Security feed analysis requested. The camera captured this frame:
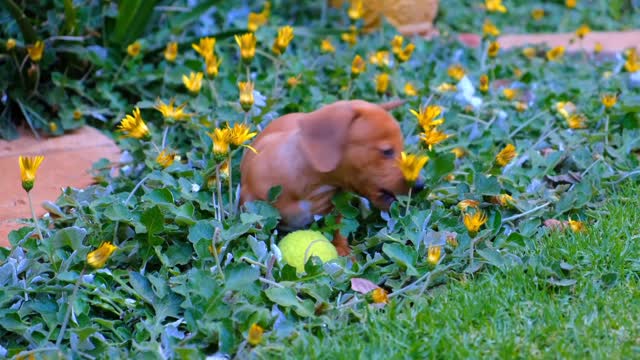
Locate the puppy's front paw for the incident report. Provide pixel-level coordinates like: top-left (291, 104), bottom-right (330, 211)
top-left (335, 243), bottom-right (352, 257)
top-left (332, 233), bottom-right (351, 257)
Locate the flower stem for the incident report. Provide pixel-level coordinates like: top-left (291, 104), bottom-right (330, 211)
top-left (27, 190), bottom-right (44, 240)
top-left (216, 164), bottom-right (224, 222)
top-left (604, 114), bottom-right (609, 147)
top-left (211, 227), bottom-right (225, 281)
top-left (56, 266), bottom-right (86, 346)
top-left (125, 173), bottom-right (150, 205)
top-left (112, 56), bottom-right (127, 83)
top-left (404, 187), bottom-right (413, 217)
top-left (271, 60), bottom-right (281, 98)
top-left (228, 152), bottom-right (234, 218)
top-left (161, 125), bottom-right (171, 149)
top-left (345, 78), bottom-right (353, 100)
top-left (208, 78), bottom-right (220, 104)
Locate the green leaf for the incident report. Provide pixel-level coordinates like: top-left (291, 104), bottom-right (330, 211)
top-left (224, 264), bottom-right (260, 292)
top-left (424, 152), bottom-right (455, 180)
top-left (50, 226), bottom-right (88, 251)
top-left (173, 202), bottom-right (196, 226)
top-left (332, 192), bottom-right (359, 219)
top-left (168, 0), bottom-right (221, 30)
top-left (143, 188), bottom-right (174, 204)
top-left (264, 287), bottom-right (315, 317)
top-left (382, 243), bottom-right (418, 276)
top-left (477, 248), bottom-right (505, 269)
top-left (141, 206), bottom-right (164, 245)
top-left (111, 0), bottom-right (160, 45)
top-left (268, 185), bottom-right (283, 203)
top-left (188, 220), bottom-right (214, 243)
top-left (104, 203), bottom-right (133, 222)
top-left (474, 173), bottom-right (501, 195)
top-left (129, 271), bottom-right (156, 304)
top-left (547, 278), bottom-right (577, 287)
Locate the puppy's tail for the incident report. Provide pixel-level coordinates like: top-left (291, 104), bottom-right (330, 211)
top-left (379, 99), bottom-right (406, 111)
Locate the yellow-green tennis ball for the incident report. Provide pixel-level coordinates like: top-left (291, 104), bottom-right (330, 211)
top-left (278, 230), bottom-right (338, 273)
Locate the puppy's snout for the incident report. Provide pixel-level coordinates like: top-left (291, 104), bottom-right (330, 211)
top-left (412, 177), bottom-right (425, 193)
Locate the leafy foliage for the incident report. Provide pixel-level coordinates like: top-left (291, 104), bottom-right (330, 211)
top-left (1, 0), bottom-right (640, 359)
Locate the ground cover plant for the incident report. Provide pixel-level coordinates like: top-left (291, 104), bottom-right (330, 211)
top-left (1, 0), bottom-right (640, 358)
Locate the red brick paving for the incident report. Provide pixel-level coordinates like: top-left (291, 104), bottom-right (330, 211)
top-left (0, 127), bottom-right (120, 247)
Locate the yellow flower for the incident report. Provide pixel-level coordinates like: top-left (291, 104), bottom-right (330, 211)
top-left (531, 8), bottom-right (545, 20)
top-left (73, 109), bottom-right (82, 120)
top-left (487, 41), bottom-right (500, 58)
top-left (479, 74), bottom-right (489, 93)
top-left (6, 38), bottom-right (16, 50)
top-left (594, 42), bottom-right (603, 54)
top-left (375, 73), bottom-right (390, 94)
top-left (247, 323), bottom-right (264, 346)
top-left (502, 88), bottom-right (517, 100)
top-left (286, 74), bottom-right (302, 88)
top-left (496, 143), bottom-right (517, 166)
top-left (272, 26), bottom-right (294, 55)
top-left (514, 101), bottom-right (528, 112)
top-left (351, 54), bottom-right (366, 76)
top-left (513, 67), bottom-right (523, 78)
top-left (427, 245), bottom-right (442, 265)
top-left (391, 35), bottom-right (404, 54)
top-left (18, 155), bottom-right (44, 192)
top-left (601, 93), bottom-right (617, 109)
top-left (208, 128), bottom-right (231, 158)
top-left (482, 19), bottom-right (500, 37)
top-left (565, 0), bottom-right (577, 9)
top-left (447, 64), bottom-right (465, 81)
top-left (404, 82), bottom-right (418, 96)
top-left (87, 242), bottom-right (118, 269)
top-left (155, 98), bottom-right (191, 121)
top-left (164, 42), bottom-right (178, 62)
top-left (156, 150), bottom-right (176, 168)
top-left (348, 0), bottom-right (364, 20)
top-left (522, 47), bottom-right (537, 59)
top-left (463, 210), bottom-right (488, 236)
top-left (546, 46), bottom-right (565, 61)
top-left (568, 218), bottom-right (585, 232)
top-left (457, 199), bottom-right (480, 211)
top-left (397, 152), bottom-right (429, 183)
top-left (371, 288), bottom-right (389, 304)
top-left (182, 72), bottom-right (204, 94)
top-left (451, 147), bottom-right (466, 158)
top-left (127, 41), bottom-right (141, 57)
top-left (235, 33), bottom-right (257, 62)
top-left (49, 122), bottom-right (58, 133)
top-left (420, 127), bottom-right (451, 150)
top-left (575, 24), bottom-right (590, 39)
top-left (321, 39), bottom-right (335, 53)
top-left (485, 0), bottom-right (507, 13)
top-left (567, 113), bottom-right (587, 129)
top-left (624, 50), bottom-right (639, 72)
top-left (27, 40), bottom-right (45, 62)
top-left (118, 107), bottom-right (149, 139)
top-left (436, 82), bottom-right (457, 93)
top-left (395, 43), bottom-right (415, 63)
top-left (192, 37), bottom-right (216, 58)
top-left (369, 51), bottom-right (391, 68)
top-left (238, 81), bottom-right (255, 112)
top-left (205, 53), bottom-right (222, 77)
top-left (227, 123), bottom-right (257, 146)
top-left (494, 194), bottom-right (514, 207)
top-left (341, 26), bottom-right (358, 47)
top-left (410, 105), bottom-right (443, 130)
top-left (555, 101), bottom-right (576, 119)
top-left (446, 233), bottom-right (458, 247)
top-left (247, 2), bottom-right (270, 32)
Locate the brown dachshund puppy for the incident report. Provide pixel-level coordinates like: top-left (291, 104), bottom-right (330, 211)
top-left (239, 100), bottom-right (422, 256)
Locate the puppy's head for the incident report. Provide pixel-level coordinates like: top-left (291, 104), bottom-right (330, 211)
top-left (299, 99), bottom-right (420, 210)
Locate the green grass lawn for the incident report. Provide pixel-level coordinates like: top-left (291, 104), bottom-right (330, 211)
top-left (255, 182), bottom-right (640, 359)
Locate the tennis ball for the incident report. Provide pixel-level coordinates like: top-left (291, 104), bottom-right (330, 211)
top-left (278, 230), bottom-right (338, 272)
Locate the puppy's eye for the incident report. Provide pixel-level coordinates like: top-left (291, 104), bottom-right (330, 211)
top-left (381, 148), bottom-right (395, 158)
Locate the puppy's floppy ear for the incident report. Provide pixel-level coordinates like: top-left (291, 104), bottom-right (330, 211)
top-left (299, 102), bottom-right (356, 173)
top-left (379, 99), bottom-right (406, 111)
